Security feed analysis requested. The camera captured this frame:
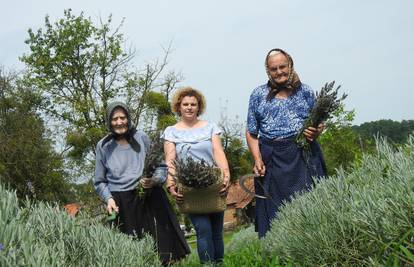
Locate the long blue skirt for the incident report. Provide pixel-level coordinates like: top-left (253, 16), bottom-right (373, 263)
top-left (255, 137), bottom-right (326, 238)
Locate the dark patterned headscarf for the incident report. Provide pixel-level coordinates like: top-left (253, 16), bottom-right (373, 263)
top-left (100, 101), bottom-right (141, 153)
top-left (265, 48), bottom-right (302, 100)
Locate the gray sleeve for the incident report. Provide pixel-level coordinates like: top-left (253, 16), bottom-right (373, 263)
top-left (140, 131), bottom-right (151, 152)
top-left (152, 162), bottom-right (168, 185)
top-left (94, 143), bottom-right (112, 202)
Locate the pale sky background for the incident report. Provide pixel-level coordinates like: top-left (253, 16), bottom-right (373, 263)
top-left (1, 0), bottom-right (413, 126)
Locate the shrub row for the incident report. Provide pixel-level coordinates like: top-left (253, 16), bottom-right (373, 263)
top-left (262, 137), bottom-right (414, 266)
top-left (0, 184), bottom-right (161, 267)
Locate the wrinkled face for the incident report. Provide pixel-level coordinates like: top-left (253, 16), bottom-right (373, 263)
top-left (267, 53), bottom-right (290, 85)
top-left (110, 108), bottom-right (128, 135)
top-left (179, 96), bottom-right (199, 120)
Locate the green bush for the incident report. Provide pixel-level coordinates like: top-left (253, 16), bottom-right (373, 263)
top-left (223, 226), bottom-right (282, 267)
top-left (0, 183), bottom-right (161, 266)
top-left (225, 225), bottom-right (258, 254)
top-left (173, 226), bottom-right (281, 267)
top-left (262, 137), bottom-right (414, 266)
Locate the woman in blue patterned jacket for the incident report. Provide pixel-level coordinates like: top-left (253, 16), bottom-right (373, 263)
top-left (246, 48), bottom-right (327, 238)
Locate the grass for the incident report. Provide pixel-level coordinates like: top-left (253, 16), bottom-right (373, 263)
top-left (185, 230), bottom-right (235, 250)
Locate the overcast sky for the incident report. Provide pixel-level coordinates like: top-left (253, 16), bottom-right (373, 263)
top-left (1, 0), bottom-right (413, 125)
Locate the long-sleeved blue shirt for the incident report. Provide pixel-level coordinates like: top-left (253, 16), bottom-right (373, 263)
top-left (94, 130), bottom-right (166, 202)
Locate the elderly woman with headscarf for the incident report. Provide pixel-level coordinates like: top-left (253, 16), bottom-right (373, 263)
top-left (94, 101), bottom-right (190, 265)
top-left (246, 48), bottom-right (327, 238)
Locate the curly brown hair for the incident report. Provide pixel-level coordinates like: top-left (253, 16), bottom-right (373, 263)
top-left (171, 86), bottom-right (206, 116)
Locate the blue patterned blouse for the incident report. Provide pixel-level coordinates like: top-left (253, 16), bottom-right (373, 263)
top-left (247, 83), bottom-right (315, 139)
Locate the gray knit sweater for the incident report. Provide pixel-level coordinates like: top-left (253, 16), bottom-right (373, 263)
top-left (94, 130), bottom-right (166, 202)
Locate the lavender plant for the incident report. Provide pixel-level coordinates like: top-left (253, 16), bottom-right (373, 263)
top-left (263, 136), bottom-right (414, 266)
top-left (296, 81), bottom-right (347, 149)
top-left (0, 183), bottom-right (160, 266)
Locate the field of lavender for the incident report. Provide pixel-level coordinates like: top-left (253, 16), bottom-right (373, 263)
top-left (1, 137), bottom-right (413, 266)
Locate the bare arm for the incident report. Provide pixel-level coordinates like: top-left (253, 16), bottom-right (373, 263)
top-left (246, 131), bottom-right (266, 176)
top-left (163, 140), bottom-right (183, 202)
top-left (212, 134), bottom-right (231, 195)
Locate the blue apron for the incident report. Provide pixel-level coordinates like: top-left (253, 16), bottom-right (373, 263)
top-left (255, 137), bottom-right (326, 237)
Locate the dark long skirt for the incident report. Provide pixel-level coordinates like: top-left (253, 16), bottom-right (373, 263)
top-left (255, 137), bottom-right (326, 238)
top-left (111, 186), bottom-right (190, 264)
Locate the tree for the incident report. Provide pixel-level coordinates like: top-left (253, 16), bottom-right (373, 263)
top-left (318, 105), bottom-right (374, 176)
top-left (0, 69), bottom-right (72, 203)
top-left (21, 9), bottom-right (181, 167)
top-left (353, 119), bottom-right (414, 145)
top-left (218, 105), bottom-right (252, 181)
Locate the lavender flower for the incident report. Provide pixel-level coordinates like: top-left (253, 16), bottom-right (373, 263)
top-left (26, 181), bottom-right (35, 195)
top-left (296, 81), bottom-right (347, 150)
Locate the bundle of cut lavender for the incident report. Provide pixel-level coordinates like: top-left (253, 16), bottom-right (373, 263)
top-left (138, 133), bottom-right (166, 198)
top-left (142, 133), bottom-right (165, 178)
top-left (296, 81), bottom-right (347, 149)
top-left (173, 156), bottom-right (221, 189)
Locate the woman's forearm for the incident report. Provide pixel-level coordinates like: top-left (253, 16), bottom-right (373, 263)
top-left (164, 141), bottom-right (177, 188)
top-left (246, 131), bottom-right (262, 162)
top-left (212, 135), bottom-right (230, 178)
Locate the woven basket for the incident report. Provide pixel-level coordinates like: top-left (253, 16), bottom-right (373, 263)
top-left (177, 177), bottom-right (226, 214)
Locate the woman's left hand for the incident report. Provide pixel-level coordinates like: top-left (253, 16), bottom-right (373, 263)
top-left (220, 177), bottom-right (230, 197)
top-left (140, 177), bottom-right (155, 188)
top-left (303, 123), bottom-right (325, 141)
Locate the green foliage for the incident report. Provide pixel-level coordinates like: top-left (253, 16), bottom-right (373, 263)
top-left (173, 226), bottom-right (288, 267)
top-left (218, 106), bottom-right (252, 181)
top-left (0, 183), bottom-right (161, 266)
top-left (319, 105), bottom-right (374, 175)
top-left (20, 9), bottom-right (181, 167)
top-left (225, 225), bottom-right (258, 254)
top-left (353, 119), bottom-right (414, 145)
top-left (0, 70), bottom-right (72, 204)
top-left (71, 180), bottom-right (104, 217)
top-left (262, 136), bottom-right (414, 266)
top-left (157, 114), bottom-right (176, 130)
top-left (223, 137), bottom-right (252, 182)
top-left (140, 91), bottom-right (177, 131)
top-left (222, 226), bottom-right (287, 266)
top-left (143, 91), bottom-right (171, 116)
top-left (20, 9), bottom-right (129, 160)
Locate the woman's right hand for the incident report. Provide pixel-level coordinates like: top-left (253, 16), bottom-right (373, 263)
top-left (253, 159), bottom-right (266, 177)
top-left (106, 198), bottom-right (119, 215)
top-left (168, 186), bottom-right (184, 203)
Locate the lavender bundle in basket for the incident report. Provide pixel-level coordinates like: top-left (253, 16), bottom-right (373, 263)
top-left (172, 156), bottom-right (221, 189)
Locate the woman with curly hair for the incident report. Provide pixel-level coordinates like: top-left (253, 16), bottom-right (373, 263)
top-left (163, 87), bottom-right (230, 264)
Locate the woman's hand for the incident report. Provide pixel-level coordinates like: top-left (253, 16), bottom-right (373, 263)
top-left (303, 123), bottom-right (325, 141)
top-left (140, 177), bottom-right (155, 188)
top-left (106, 197), bottom-right (119, 215)
top-left (168, 185), bottom-right (184, 203)
top-left (253, 159), bottom-right (266, 177)
top-left (220, 176), bottom-right (230, 197)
